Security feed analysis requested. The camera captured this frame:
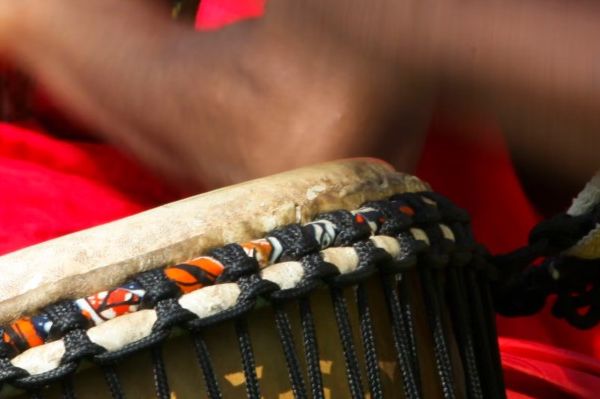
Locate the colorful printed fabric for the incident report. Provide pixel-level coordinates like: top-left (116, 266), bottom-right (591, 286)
top-left (76, 281), bottom-right (145, 325)
top-left (0, 196), bottom-right (422, 358)
top-left (0, 2), bottom-right (595, 397)
top-left (164, 257), bottom-right (224, 294)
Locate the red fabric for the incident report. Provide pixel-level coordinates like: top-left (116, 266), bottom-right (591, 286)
top-left (195, 0), bottom-right (265, 30)
top-left (501, 338), bottom-right (600, 398)
top-left (0, 1), bottom-right (598, 397)
top-left (417, 112), bottom-right (600, 398)
top-left (416, 112), bottom-right (540, 255)
top-left (0, 122), bottom-right (178, 254)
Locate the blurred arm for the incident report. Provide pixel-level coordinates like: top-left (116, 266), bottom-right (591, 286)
top-left (2, 0), bottom-right (599, 187)
top-left (268, 0), bottom-right (600, 183)
top-left (434, 0), bottom-right (600, 184)
top-left (1, 0), bottom-right (431, 187)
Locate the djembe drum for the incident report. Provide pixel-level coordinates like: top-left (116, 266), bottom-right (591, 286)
top-left (0, 159), bottom-right (599, 399)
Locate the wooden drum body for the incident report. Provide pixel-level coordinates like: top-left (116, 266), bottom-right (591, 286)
top-left (0, 159), bottom-right (504, 398)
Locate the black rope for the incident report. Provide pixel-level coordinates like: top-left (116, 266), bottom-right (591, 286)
top-left (329, 286), bottom-right (364, 399)
top-left (381, 274), bottom-right (421, 399)
top-left (355, 283), bottom-right (384, 399)
top-left (447, 267), bottom-right (483, 399)
top-left (61, 376), bottom-right (77, 399)
top-left (151, 345), bottom-right (171, 399)
top-left (397, 273), bottom-right (422, 388)
top-left (551, 257), bottom-right (600, 329)
top-left (466, 268), bottom-right (504, 398)
top-left (192, 332), bottom-right (223, 399)
top-left (475, 268), bottom-right (507, 398)
top-left (419, 267), bottom-right (456, 399)
top-left (498, 254), bottom-right (600, 330)
top-left (0, 191), bottom-right (513, 398)
top-left (234, 318), bottom-right (261, 399)
top-left (298, 297), bottom-right (325, 399)
top-left (273, 304), bottom-right (308, 399)
top-left (102, 365), bottom-right (126, 399)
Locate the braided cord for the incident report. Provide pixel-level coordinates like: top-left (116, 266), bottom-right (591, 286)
top-left (397, 273), bottom-right (422, 387)
top-left (480, 279), bottom-right (506, 398)
top-left (102, 365), bottom-right (126, 399)
top-left (480, 275), bottom-right (506, 395)
top-left (192, 332), bottom-right (223, 399)
top-left (273, 304), bottom-right (308, 399)
top-left (420, 267), bottom-right (456, 399)
top-left (466, 268), bottom-right (504, 398)
top-left (234, 318), bottom-right (261, 399)
top-left (330, 287), bottom-right (364, 399)
top-left (474, 268), bottom-right (507, 398)
top-left (298, 297), bottom-right (325, 399)
top-left (151, 345), bottom-right (171, 399)
top-left (381, 274), bottom-right (421, 399)
top-left (447, 267), bottom-right (483, 399)
top-left (355, 283), bottom-right (384, 399)
top-left (0, 191), bottom-right (510, 398)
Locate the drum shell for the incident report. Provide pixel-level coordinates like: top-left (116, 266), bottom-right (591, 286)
top-left (12, 270), bottom-right (469, 399)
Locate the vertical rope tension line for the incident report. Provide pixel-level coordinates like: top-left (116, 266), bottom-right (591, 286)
top-left (355, 283), bottom-right (384, 398)
top-left (419, 267), bottom-right (456, 399)
top-left (298, 297), bottom-right (325, 399)
top-left (102, 365), bottom-right (126, 399)
top-left (381, 274), bottom-right (421, 399)
top-left (273, 304), bottom-right (308, 399)
top-left (192, 332), bottom-right (223, 399)
top-left (476, 268), bottom-right (507, 398)
top-left (466, 268), bottom-right (503, 398)
top-left (447, 267), bottom-right (483, 399)
top-left (234, 318), bottom-right (261, 399)
top-left (397, 273), bottom-right (422, 389)
top-left (330, 286), bottom-right (364, 399)
top-left (151, 345), bottom-right (171, 399)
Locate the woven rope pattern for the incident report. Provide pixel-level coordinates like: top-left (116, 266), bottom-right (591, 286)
top-left (0, 192), bottom-right (506, 398)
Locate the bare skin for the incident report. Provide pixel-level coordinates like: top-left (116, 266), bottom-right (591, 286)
top-left (0, 0), bottom-right (598, 188)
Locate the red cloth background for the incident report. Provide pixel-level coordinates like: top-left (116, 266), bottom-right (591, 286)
top-left (418, 113), bottom-right (600, 398)
top-left (1, 1), bottom-right (599, 397)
